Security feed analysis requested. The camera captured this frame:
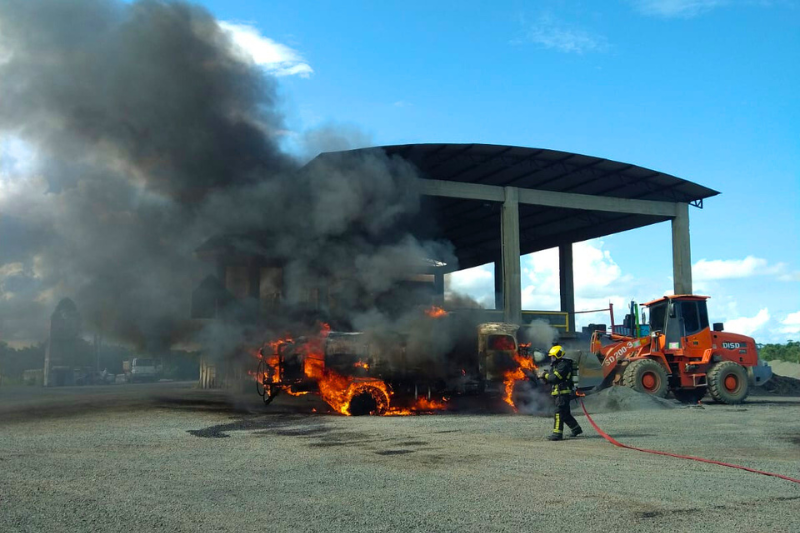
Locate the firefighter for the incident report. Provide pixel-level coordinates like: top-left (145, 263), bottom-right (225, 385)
top-left (538, 345), bottom-right (583, 441)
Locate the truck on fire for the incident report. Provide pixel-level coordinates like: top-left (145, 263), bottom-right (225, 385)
top-left (255, 318), bottom-right (542, 415)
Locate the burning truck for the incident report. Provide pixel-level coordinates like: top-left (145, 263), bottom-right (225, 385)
top-left (254, 308), bottom-right (542, 416)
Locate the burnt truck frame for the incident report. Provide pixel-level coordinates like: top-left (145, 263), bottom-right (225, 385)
top-left (256, 322), bottom-right (539, 414)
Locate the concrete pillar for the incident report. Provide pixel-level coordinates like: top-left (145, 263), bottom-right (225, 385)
top-left (672, 202), bottom-right (693, 295)
top-left (501, 187), bottom-right (522, 324)
top-left (559, 243), bottom-right (576, 334)
top-left (433, 271), bottom-right (444, 306)
top-left (494, 259), bottom-right (503, 310)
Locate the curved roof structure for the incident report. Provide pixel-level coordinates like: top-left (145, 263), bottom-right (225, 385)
top-left (314, 143), bottom-right (719, 271)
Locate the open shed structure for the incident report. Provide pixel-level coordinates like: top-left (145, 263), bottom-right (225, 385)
top-left (313, 143), bottom-right (720, 333)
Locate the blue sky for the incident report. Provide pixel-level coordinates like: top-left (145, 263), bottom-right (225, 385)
top-left (3, 0), bottom-right (799, 342)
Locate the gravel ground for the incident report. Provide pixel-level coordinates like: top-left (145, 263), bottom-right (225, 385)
top-left (1, 382), bottom-right (799, 533)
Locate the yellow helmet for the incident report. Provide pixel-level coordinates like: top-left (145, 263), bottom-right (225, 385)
top-left (549, 345), bottom-right (565, 359)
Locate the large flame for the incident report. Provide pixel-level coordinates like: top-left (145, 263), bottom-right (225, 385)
top-left (256, 324), bottom-right (448, 416)
top-left (502, 343), bottom-right (537, 411)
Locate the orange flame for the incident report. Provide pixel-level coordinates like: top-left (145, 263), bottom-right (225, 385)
top-left (502, 347), bottom-right (538, 412)
top-left (424, 305), bottom-right (448, 318)
top-left (257, 322), bottom-right (448, 416)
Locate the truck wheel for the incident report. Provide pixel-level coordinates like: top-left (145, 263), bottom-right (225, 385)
top-left (347, 386), bottom-right (389, 416)
top-left (255, 359), bottom-right (267, 397)
top-left (673, 388), bottom-right (706, 403)
top-left (262, 384), bottom-right (279, 406)
top-left (707, 361), bottom-right (749, 404)
top-left (622, 359), bottom-right (669, 398)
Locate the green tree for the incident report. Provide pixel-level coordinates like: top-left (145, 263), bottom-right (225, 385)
top-left (759, 341), bottom-right (800, 363)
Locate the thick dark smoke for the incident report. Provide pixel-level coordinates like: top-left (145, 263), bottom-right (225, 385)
top-left (0, 0), bottom-right (453, 355)
top-left (0, 0), bottom-right (291, 199)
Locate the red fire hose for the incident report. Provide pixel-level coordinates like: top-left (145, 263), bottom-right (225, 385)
top-left (578, 399), bottom-right (800, 485)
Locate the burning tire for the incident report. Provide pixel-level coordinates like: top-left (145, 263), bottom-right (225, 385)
top-left (347, 386), bottom-right (389, 416)
top-left (261, 384), bottom-right (279, 405)
top-left (255, 359), bottom-right (279, 405)
top-left (622, 359), bottom-right (668, 398)
top-left (707, 361), bottom-right (749, 404)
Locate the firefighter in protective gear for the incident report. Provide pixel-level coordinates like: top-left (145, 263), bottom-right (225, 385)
top-left (542, 345), bottom-right (583, 441)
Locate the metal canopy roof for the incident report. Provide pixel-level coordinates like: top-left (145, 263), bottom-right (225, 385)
top-left (313, 143), bottom-right (720, 272)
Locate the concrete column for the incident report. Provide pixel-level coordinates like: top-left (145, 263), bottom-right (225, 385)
top-left (494, 259), bottom-right (503, 310)
top-left (501, 187), bottom-right (522, 324)
top-left (559, 243), bottom-right (576, 334)
top-left (433, 271), bottom-right (444, 306)
top-left (672, 202), bottom-right (693, 295)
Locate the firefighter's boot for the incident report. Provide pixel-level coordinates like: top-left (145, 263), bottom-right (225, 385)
top-left (547, 433), bottom-right (563, 441)
top-left (571, 427), bottom-right (583, 438)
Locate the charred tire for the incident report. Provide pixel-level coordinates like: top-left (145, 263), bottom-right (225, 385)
top-left (348, 386), bottom-right (389, 416)
top-left (673, 387), bottom-right (706, 404)
top-left (622, 359), bottom-right (669, 398)
top-left (707, 361), bottom-right (749, 404)
top-left (255, 359), bottom-right (266, 396)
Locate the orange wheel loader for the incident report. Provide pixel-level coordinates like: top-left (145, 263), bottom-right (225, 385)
top-left (590, 295), bottom-right (772, 404)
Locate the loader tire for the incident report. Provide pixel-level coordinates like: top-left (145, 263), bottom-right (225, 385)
top-left (707, 361), bottom-right (749, 404)
top-left (622, 359), bottom-right (669, 398)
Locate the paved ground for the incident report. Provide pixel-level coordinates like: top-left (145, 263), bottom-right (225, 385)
top-left (1, 382), bottom-right (799, 532)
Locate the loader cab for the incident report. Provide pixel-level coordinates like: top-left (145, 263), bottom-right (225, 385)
top-left (646, 296), bottom-right (710, 349)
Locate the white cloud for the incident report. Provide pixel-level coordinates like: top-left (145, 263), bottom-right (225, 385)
top-left (780, 311), bottom-right (800, 336)
top-left (1, 136), bottom-right (36, 173)
top-left (447, 264), bottom-right (494, 307)
top-left (574, 242), bottom-right (629, 296)
top-left (778, 271), bottom-right (800, 282)
top-left (449, 239), bottom-right (661, 330)
top-left (521, 240), bottom-right (628, 305)
top-left (520, 241), bottom-right (655, 334)
top-left (725, 308), bottom-right (771, 336)
top-left (630, 0), bottom-right (728, 18)
top-left (519, 14), bottom-right (608, 54)
top-left (0, 136), bottom-right (39, 201)
top-left (219, 22), bottom-right (313, 78)
top-left (0, 262), bottom-right (25, 300)
top-left (521, 247), bottom-right (558, 309)
top-left (693, 255), bottom-right (786, 281)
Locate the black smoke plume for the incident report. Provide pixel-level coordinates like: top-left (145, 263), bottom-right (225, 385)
top-left (0, 0), bottom-right (453, 356)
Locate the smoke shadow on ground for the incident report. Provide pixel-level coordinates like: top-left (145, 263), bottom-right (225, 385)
top-left (154, 396), bottom-right (261, 415)
top-left (186, 414), bottom-right (317, 439)
top-left (186, 416), bottom-right (443, 462)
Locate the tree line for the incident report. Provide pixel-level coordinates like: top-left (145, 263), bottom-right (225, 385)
top-left (757, 340), bottom-right (800, 364)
